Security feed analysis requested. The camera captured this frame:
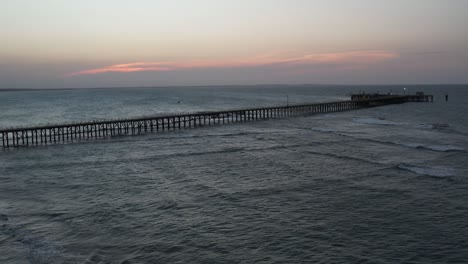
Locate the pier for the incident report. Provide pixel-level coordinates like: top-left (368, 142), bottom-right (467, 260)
top-left (1, 94), bottom-right (433, 148)
top-left (350, 92), bottom-right (433, 102)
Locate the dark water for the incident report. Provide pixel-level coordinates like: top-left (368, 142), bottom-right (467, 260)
top-left (1, 85), bottom-right (467, 263)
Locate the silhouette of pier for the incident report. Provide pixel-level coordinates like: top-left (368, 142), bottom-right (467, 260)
top-left (1, 94), bottom-right (433, 148)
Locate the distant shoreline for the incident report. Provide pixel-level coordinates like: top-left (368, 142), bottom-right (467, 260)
top-left (0, 84), bottom-right (466, 92)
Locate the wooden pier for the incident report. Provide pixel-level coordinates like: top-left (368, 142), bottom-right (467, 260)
top-left (1, 94), bottom-right (432, 148)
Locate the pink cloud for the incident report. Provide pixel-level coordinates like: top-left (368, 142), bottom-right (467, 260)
top-left (66, 50), bottom-right (399, 77)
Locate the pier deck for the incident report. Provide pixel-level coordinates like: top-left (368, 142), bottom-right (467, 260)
top-left (1, 94), bottom-right (433, 148)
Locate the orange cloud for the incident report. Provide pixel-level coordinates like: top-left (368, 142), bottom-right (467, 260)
top-left (66, 50), bottom-right (399, 77)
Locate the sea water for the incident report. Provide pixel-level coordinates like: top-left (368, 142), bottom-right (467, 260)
top-left (1, 85), bottom-right (467, 263)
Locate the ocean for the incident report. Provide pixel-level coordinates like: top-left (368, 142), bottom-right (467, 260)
top-left (0, 85), bottom-right (467, 263)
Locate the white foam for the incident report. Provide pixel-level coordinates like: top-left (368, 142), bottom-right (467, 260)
top-left (398, 165), bottom-right (455, 177)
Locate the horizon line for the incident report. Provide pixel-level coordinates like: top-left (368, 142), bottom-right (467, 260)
top-left (0, 83), bottom-right (466, 92)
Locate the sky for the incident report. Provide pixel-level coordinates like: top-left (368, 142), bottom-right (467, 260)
top-left (1, 0), bottom-right (467, 88)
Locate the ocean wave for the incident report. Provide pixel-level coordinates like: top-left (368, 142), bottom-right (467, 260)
top-left (305, 150), bottom-right (384, 166)
top-left (309, 127), bottom-right (362, 136)
top-left (353, 117), bottom-right (401, 126)
top-left (310, 128), bottom-right (346, 134)
top-left (397, 164), bottom-right (455, 177)
top-left (149, 130), bottom-right (264, 141)
top-left (401, 143), bottom-right (465, 152)
top-left (418, 123), bottom-right (451, 130)
top-left (310, 127), bottom-right (465, 153)
top-left (416, 123), bottom-right (468, 138)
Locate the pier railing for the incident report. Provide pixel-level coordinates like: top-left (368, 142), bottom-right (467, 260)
top-left (1, 94), bottom-right (432, 148)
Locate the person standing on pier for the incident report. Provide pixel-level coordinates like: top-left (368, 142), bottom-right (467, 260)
top-left (446, 94), bottom-right (448, 102)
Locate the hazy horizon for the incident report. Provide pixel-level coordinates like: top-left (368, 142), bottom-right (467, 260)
top-left (2, 0), bottom-right (467, 89)
top-left (2, 83), bottom-right (467, 91)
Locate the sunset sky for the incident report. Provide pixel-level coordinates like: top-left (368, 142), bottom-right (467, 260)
top-left (1, 0), bottom-right (467, 88)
